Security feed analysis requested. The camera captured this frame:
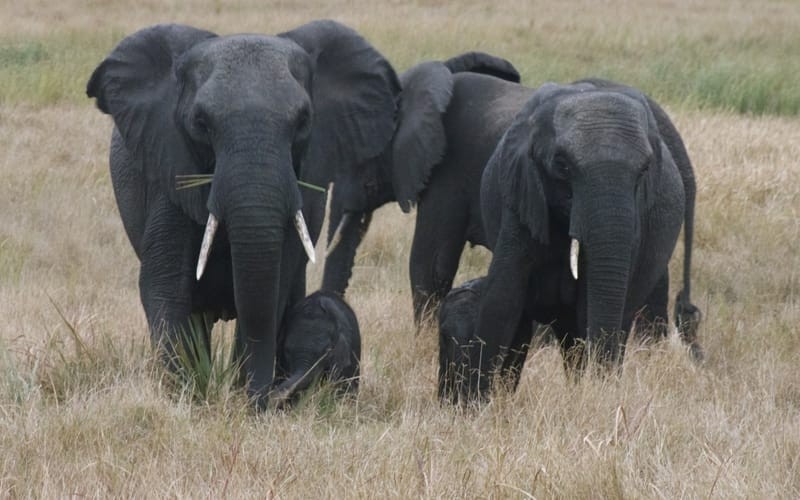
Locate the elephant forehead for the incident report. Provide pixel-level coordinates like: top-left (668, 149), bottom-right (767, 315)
top-left (554, 92), bottom-right (651, 163)
top-left (200, 35), bottom-right (298, 78)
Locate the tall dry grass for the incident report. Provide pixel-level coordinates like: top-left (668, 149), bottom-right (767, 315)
top-left (1, 0), bottom-right (799, 497)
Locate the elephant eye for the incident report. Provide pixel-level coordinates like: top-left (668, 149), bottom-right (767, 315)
top-left (552, 152), bottom-right (571, 179)
top-left (193, 111), bottom-right (210, 137)
top-left (639, 159), bottom-right (651, 177)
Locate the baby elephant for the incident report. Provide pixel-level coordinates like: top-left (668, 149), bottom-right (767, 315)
top-left (274, 291), bottom-right (361, 403)
top-left (438, 278), bottom-right (485, 403)
top-left (438, 277), bottom-right (535, 403)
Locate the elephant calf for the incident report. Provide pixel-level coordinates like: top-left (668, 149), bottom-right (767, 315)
top-left (274, 291), bottom-right (361, 404)
top-left (438, 277), bottom-right (534, 403)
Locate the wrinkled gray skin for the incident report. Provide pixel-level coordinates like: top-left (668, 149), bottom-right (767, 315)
top-left (274, 290), bottom-right (361, 403)
top-left (466, 79), bottom-right (703, 400)
top-left (86, 21), bottom-right (398, 409)
top-left (320, 52), bottom-right (523, 324)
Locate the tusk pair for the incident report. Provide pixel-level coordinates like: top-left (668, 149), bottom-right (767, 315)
top-left (195, 210), bottom-right (316, 281)
top-left (325, 212), bottom-right (352, 258)
top-left (570, 238), bottom-right (580, 280)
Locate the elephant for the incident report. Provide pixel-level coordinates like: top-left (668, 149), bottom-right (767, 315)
top-left (86, 20), bottom-right (399, 408)
top-left (465, 78), bottom-right (703, 399)
top-left (273, 290), bottom-right (361, 404)
top-left (319, 52), bottom-right (523, 325)
top-left (438, 277), bottom-right (486, 403)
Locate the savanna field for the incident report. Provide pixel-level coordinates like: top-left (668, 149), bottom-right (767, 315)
top-left (1, 0), bottom-right (799, 497)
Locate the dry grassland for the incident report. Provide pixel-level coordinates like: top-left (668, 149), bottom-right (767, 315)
top-left (1, 0), bottom-right (799, 498)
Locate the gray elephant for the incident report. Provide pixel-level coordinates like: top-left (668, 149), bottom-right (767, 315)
top-left (86, 21), bottom-right (398, 408)
top-left (319, 52), bottom-right (522, 324)
top-left (273, 290), bottom-right (361, 404)
top-left (438, 277), bottom-right (486, 404)
top-left (465, 79), bottom-right (702, 400)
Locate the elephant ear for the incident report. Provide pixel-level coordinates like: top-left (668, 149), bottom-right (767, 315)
top-left (86, 24), bottom-right (217, 224)
top-left (391, 61), bottom-right (454, 212)
top-left (442, 51), bottom-right (521, 83)
top-left (488, 85), bottom-right (567, 244)
top-left (279, 20), bottom-right (400, 183)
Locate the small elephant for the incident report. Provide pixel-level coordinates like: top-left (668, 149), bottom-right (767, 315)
top-left (468, 79), bottom-right (703, 399)
top-left (274, 291), bottom-right (361, 402)
top-left (320, 52), bottom-right (524, 324)
top-left (86, 21), bottom-right (398, 408)
top-left (438, 278), bottom-right (485, 403)
top-left (438, 277), bottom-right (535, 403)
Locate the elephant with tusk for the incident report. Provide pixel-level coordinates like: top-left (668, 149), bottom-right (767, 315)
top-left (87, 20), bottom-right (399, 409)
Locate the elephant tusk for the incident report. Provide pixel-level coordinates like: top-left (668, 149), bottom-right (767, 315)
top-left (325, 212), bottom-right (352, 258)
top-left (570, 238), bottom-right (580, 280)
top-left (294, 210), bottom-right (316, 264)
top-left (196, 214), bottom-right (219, 281)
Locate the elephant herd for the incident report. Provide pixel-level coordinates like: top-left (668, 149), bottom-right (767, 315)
top-left (87, 19), bottom-right (702, 409)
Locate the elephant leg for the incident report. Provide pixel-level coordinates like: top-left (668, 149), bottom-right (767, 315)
top-left (634, 271), bottom-right (670, 342)
top-left (409, 199), bottom-right (469, 326)
top-left (497, 313), bottom-right (534, 393)
top-left (551, 312), bottom-right (585, 380)
top-left (467, 214), bottom-right (533, 401)
top-left (138, 195), bottom-right (210, 372)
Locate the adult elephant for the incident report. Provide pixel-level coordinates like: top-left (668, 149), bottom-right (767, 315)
top-left (86, 21), bottom-right (399, 408)
top-left (468, 79), bottom-right (702, 399)
top-left (321, 52), bottom-right (523, 324)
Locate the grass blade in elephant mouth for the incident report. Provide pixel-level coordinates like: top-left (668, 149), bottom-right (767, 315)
top-left (175, 175), bottom-right (327, 193)
top-left (176, 174), bottom-right (214, 190)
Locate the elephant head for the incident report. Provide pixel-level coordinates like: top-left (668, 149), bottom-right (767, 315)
top-left (321, 52), bottom-right (520, 295)
top-left (484, 81), bottom-right (675, 363)
top-left (273, 291), bottom-right (361, 402)
top-left (87, 21), bottom-right (397, 406)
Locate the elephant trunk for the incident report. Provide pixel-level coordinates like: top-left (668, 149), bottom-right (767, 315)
top-left (579, 189), bottom-right (637, 366)
top-left (211, 139), bottom-right (302, 407)
top-left (273, 354), bottom-right (327, 401)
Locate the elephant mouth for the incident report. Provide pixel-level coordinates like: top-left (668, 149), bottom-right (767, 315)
top-left (195, 210), bottom-right (316, 281)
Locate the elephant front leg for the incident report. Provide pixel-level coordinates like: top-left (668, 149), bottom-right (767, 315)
top-left (497, 312), bottom-right (535, 394)
top-left (138, 198), bottom-right (211, 375)
top-left (468, 216), bottom-right (533, 401)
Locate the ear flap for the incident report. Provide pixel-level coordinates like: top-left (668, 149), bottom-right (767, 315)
top-left (279, 20), bottom-right (400, 186)
top-left (488, 89), bottom-right (557, 244)
top-left (390, 62), bottom-right (454, 212)
top-left (442, 51), bottom-right (521, 83)
top-left (86, 24), bottom-right (217, 224)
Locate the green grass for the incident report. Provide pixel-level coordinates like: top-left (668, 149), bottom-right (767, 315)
top-left (1, 4), bottom-right (799, 115)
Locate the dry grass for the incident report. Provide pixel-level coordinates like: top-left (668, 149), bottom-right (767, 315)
top-left (2, 0), bottom-right (800, 497)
